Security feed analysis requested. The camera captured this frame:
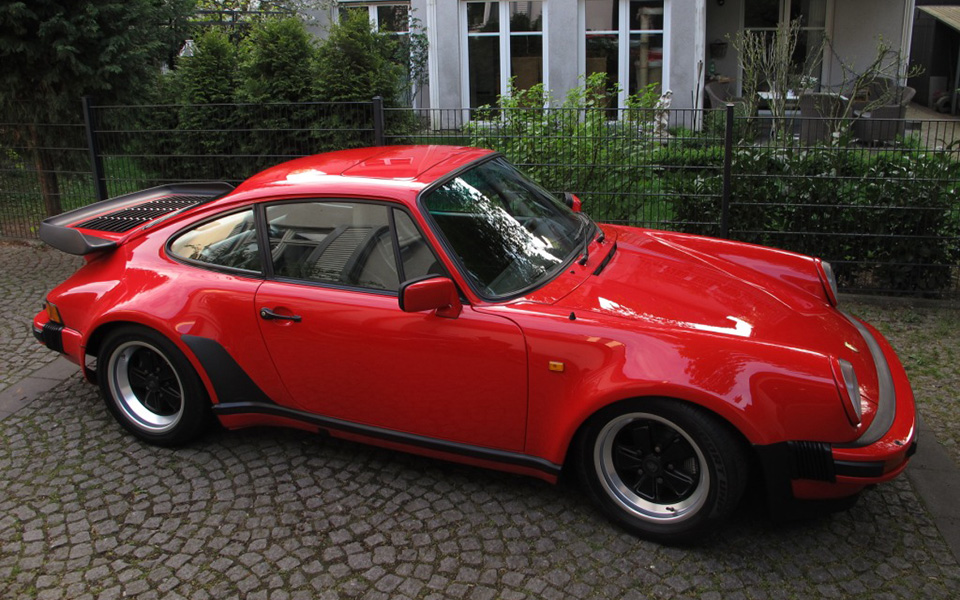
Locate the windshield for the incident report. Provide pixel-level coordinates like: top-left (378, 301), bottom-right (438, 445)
top-left (421, 158), bottom-right (585, 299)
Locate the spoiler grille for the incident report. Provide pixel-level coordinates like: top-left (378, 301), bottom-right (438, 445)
top-left (40, 182), bottom-right (234, 255)
top-left (76, 195), bottom-right (209, 233)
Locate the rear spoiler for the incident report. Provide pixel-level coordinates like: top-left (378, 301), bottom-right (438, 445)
top-left (39, 182), bottom-right (234, 255)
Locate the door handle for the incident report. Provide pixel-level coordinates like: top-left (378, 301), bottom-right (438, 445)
top-left (260, 307), bottom-right (302, 323)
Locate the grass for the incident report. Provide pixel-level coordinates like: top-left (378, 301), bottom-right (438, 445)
top-left (0, 156), bottom-right (167, 238)
top-left (0, 169), bottom-right (97, 237)
top-left (101, 156), bottom-right (164, 196)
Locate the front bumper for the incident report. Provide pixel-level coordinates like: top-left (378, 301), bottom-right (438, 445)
top-left (33, 320), bottom-right (65, 353)
top-left (756, 315), bottom-right (918, 505)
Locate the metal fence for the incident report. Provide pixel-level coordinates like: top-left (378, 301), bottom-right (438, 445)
top-left (0, 121), bottom-right (93, 238)
top-left (385, 105), bottom-right (960, 297)
top-left (89, 98), bottom-right (378, 196)
top-left (384, 107), bottom-right (724, 232)
top-left (1, 99), bottom-right (958, 298)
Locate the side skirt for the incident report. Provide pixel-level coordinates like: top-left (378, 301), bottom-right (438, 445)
top-left (212, 401), bottom-right (562, 478)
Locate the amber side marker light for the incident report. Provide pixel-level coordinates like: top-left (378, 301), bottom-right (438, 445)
top-left (45, 301), bottom-right (64, 325)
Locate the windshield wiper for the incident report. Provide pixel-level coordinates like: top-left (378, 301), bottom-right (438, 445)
top-left (577, 214), bottom-right (595, 266)
top-left (593, 241), bottom-right (617, 276)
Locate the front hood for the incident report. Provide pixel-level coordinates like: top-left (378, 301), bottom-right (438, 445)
top-left (558, 227), bottom-right (831, 343)
top-left (552, 226), bottom-right (879, 418)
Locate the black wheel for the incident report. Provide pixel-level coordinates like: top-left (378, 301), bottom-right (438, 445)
top-left (98, 326), bottom-right (209, 446)
top-left (576, 399), bottom-right (747, 544)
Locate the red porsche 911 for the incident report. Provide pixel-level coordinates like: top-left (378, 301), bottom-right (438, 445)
top-left (33, 145), bottom-right (916, 542)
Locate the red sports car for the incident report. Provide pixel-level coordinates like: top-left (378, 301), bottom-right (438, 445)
top-left (33, 145), bottom-right (916, 542)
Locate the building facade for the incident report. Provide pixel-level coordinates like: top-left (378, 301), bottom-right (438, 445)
top-left (311, 1), bottom-right (916, 110)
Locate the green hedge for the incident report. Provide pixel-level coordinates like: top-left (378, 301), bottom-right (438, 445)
top-left (452, 85), bottom-right (958, 294)
top-left (671, 145), bottom-right (960, 294)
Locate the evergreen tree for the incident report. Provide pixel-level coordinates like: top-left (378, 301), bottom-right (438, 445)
top-left (0, 0), bottom-right (194, 214)
top-left (178, 29), bottom-right (241, 105)
top-left (174, 28), bottom-right (242, 180)
top-left (239, 17), bottom-right (316, 104)
top-left (237, 17), bottom-right (319, 168)
top-left (315, 10), bottom-right (404, 105)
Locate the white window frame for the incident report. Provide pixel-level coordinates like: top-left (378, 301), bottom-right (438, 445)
top-left (459, 1), bottom-right (550, 109)
top-left (578, 0), bottom-right (669, 109)
top-left (335, 1), bottom-right (412, 33)
top-left (336, 2), bottom-right (421, 105)
top-left (740, 0), bottom-right (834, 86)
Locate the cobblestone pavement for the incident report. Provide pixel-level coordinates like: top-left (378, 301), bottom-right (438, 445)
top-left (0, 242), bottom-right (82, 392)
top-left (2, 243), bottom-right (959, 599)
top-left (2, 379), bottom-right (959, 600)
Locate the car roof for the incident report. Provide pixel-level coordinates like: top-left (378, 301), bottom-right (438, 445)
top-left (227, 145), bottom-right (495, 202)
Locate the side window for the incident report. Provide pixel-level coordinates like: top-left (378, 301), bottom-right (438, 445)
top-left (393, 209), bottom-right (446, 282)
top-left (169, 209), bottom-right (261, 273)
top-left (266, 202), bottom-right (400, 291)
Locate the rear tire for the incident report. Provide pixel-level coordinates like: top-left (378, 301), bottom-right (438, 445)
top-left (98, 325), bottom-right (209, 446)
top-left (576, 398), bottom-right (748, 544)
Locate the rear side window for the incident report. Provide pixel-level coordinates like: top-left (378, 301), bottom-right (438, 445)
top-left (266, 202), bottom-right (400, 291)
top-left (264, 202), bottom-right (446, 292)
top-left (169, 209), bottom-right (261, 273)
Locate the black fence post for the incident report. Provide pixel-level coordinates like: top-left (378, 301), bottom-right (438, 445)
top-left (82, 96), bottom-right (108, 202)
top-left (372, 96), bottom-right (385, 146)
top-left (720, 103), bottom-right (734, 239)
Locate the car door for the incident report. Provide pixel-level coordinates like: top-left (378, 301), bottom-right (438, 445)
top-left (254, 199), bottom-right (529, 452)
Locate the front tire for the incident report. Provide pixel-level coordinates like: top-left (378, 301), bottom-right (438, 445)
top-left (576, 399), bottom-right (747, 544)
top-left (98, 326), bottom-right (209, 446)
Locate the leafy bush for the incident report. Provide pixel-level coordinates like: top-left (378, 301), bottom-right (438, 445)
top-left (672, 145), bottom-right (960, 294)
top-left (859, 152), bottom-right (960, 293)
top-left (464, 74), bottom-right (670, 224)
top-left (702, 105), bottom-right (759, 144)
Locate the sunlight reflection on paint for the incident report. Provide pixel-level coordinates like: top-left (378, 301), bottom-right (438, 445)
top-left (285, 169), bottom-right (329, 183)
top-left (597, 297), bottom-right (754, 338)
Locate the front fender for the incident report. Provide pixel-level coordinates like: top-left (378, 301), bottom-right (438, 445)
top-left (490, 305), bottom-right (856, 467)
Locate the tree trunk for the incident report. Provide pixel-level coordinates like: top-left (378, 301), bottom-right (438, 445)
top-left (27, 122), bottom-right (62, 217)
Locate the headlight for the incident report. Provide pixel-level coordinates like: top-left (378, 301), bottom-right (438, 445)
top-left (831, 357), bottom-right (862, 426)
top-left (816, 259), bottom-right (839, 306)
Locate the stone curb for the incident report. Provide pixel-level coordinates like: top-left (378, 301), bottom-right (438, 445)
top-left (907, 414), bottom-right (960, 565)
top-left (0, 356), bottom-right (80, 421)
